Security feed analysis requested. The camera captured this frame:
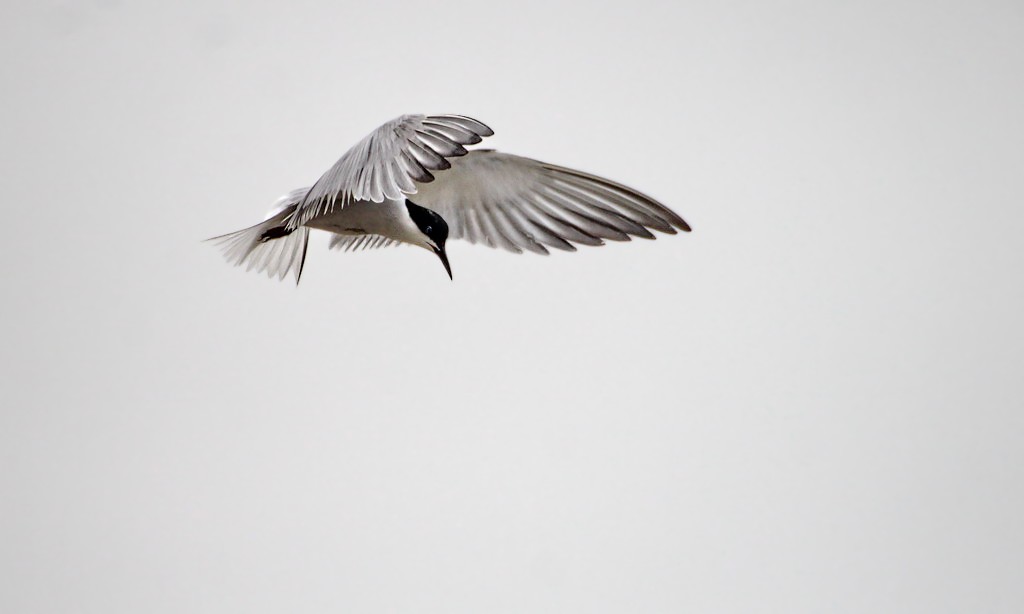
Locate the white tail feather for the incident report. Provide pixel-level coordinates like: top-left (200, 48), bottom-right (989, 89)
top-left (208, 190), bottom-right (311, 284)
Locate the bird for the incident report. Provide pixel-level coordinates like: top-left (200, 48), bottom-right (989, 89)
top-left (209, 114), bottom-right (690, 283)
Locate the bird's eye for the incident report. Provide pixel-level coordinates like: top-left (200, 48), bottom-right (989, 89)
top-left (425, 225), bottom-right (433, 234)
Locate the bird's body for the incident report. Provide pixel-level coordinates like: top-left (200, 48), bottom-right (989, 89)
top-left (306, 198), bottom-right (422, 246)
top-left (210, 114), bottom-right (690, 282)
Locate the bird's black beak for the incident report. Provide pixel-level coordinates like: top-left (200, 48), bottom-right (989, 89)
top-left (433, 245), bottom-right (453, 280)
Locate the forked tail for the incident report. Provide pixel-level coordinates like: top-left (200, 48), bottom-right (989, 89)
top-left (207, 188), bottom-right (311, 284)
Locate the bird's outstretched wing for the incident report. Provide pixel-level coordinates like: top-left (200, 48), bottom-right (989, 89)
top-left (288, 114), bottom-right (493, 229)
top-left (409, 150), bottom-right (690, 254)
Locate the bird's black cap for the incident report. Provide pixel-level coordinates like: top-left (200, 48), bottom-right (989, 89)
top-left (406, 200), bottom-right (452, 279)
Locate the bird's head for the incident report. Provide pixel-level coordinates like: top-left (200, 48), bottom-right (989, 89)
top-left (405, 200), bottom-right (452, 279)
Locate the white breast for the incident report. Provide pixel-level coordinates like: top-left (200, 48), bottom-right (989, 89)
top-left (305, 198), bottom-right (423, 246)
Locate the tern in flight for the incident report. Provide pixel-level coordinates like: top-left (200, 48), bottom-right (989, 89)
top-left (210, 114), bottom-right (690, 282)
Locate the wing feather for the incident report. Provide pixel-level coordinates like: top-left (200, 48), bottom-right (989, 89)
top-left (409, 150), bottom-right (689, 254)
top-left (328, 233), bottom-right (400, 252)
top-left (288, 114), bottom-right (493, 229)
top-left (533, 190), bottom-right (629, 241)
top-left (505, 205), bottom-right (577, 252)
top-left (549, 176), bottom-right (674, 231)
top-left (430, 115), bottom-right (495, 137)
top-left (421, 121), bottom-right (482, 145)
top-left (518, 199), bottom-right (603, 246)
top-left (493, 205), bottom-right (548, 254)
top-left (477, 203), bottom-right (522, 253)
top-left (399, 149), bottom-right (434, 183)
top-left (414, 130), bottom-right (467, 157)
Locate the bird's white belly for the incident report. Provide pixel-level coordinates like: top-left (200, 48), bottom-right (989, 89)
top-left (305, 198), bottom-right (411, 239)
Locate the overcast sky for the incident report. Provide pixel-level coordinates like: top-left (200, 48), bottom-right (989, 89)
top-left (2, 1), bottom-right (1022, 612)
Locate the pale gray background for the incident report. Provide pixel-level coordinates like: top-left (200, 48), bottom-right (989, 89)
top-left (2, 0), bottom-right (1022, 612)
